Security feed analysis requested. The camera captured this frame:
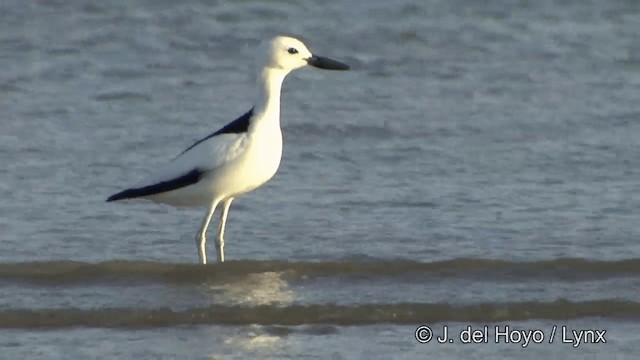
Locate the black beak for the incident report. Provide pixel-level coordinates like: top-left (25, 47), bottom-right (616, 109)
top-left (306, 55), bottom-right (350, 70)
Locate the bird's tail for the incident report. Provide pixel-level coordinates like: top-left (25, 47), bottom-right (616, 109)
top-left (106, 189), bottom-right (139, 202)
top-left (106, 168), bottom-right (204, 202)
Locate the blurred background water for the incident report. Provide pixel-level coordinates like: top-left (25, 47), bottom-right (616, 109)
top-left (1, 0), bottom-right (639, 358)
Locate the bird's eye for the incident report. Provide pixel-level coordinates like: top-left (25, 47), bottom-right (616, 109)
top-left (287, 47), bottom-right (298, 55)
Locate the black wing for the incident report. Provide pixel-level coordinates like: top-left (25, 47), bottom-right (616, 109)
top-left (178, 108), bottom-right (253, 156)
top-left (106, 168), bottom-right (204, 201)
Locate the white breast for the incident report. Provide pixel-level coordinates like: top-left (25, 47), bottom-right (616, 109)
top-left (213, 126), bottom-right (283, 196)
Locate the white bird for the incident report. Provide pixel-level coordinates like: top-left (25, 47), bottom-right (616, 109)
top-left (107, 36), bottom-right (349, 264)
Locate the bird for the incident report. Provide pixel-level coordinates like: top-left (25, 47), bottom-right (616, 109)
top-left (106, 36), bottom-right (350, 264)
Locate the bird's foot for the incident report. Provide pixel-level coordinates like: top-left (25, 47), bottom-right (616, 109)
top-left (216, 240), bottom-right (225, 263)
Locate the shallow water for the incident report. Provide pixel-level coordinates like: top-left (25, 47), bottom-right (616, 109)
top-left (1, 0), bottom-right (640, 358)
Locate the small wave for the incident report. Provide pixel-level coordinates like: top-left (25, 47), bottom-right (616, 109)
top-left (0, 258), bottom-right (638, 286)
top-left (94, 91), bottom-right (152, 102)
top-left (286, 123), bottom-right (393, 140)
top-left (0, 299), bottom-right (637, 328)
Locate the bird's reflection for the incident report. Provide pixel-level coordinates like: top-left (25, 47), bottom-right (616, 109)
top-left (216, 270), bottom-right (295, 306)
top-left (202, 269), bottom-right (297, 357)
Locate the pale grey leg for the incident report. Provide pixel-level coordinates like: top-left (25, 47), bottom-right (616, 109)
top-left (196, 199), bottom-right (220, 265)
top-left (216, 197), bottom-right (234, 263)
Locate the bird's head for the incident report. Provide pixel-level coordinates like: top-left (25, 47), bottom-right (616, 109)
top-left (258, 36), bottom-right (350, 73)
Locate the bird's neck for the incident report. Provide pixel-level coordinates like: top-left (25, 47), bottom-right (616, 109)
top-left (252, 67), bottom-right (287, 131)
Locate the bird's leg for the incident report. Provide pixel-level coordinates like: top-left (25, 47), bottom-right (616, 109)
top-left (196, 199), bottom-right (220, 265)
top-left (216, 197), bottom-right (234, 263)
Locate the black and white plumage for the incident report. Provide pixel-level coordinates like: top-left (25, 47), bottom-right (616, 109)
top-left (106, 36), bottom-right (349, 264)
